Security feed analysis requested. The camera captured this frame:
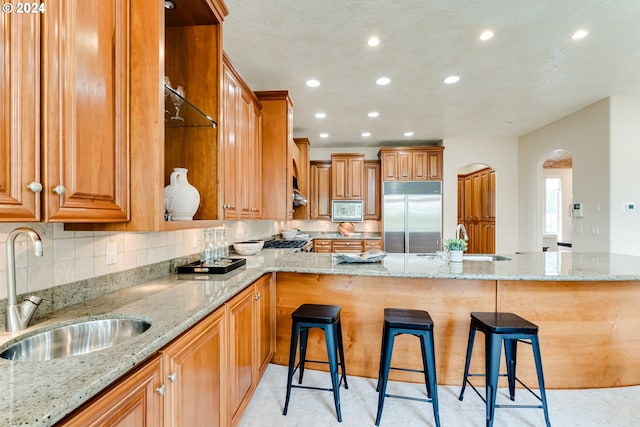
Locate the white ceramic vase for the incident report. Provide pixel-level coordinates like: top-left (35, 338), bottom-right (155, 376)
top-left (449, 250), bottom-right (463, 262)
top-left (164, 168), bottom-right (200, 220)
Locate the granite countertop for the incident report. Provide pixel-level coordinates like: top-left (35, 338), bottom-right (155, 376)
top-left (2, 250), bottom-right (639, 426)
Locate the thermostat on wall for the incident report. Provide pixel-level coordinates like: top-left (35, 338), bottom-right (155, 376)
top-left (624, 202), bottom-right (636, 212)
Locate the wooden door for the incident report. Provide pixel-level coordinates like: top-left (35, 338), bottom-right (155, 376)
top-left (427, 150), bottom-right (443, 180)
top-left (0, 10), bottom-right (41, 221)
top-left (58, 356), bottom-right (163, 427)
top-left (250, 105), bottom-right (263, 218)
top-left (331, 157), bottom-right (348, 199)
top-left (364, 161), bottom-right (380, 219)
top-left (412, 151), bottom-right (428, 180)
top-left (222, 66), bottom-right (240, 219)
top-left (255, 274), bottom-right (275, 378)
top-left (42, 0), bottom-right (129, 222)
top-left (397, 151), bottom-right (412, 181)
top-left (163, 308), bottom-right (226, 427)
top-left (348, 156), bottom-right (365, 199)
top-left (227, 285), bottom-right (256, 425)
top-left (480, 170), bottom-right (490, 219)
top-left (313, 239), bottom-right (333, 252)
top-left (310, 162), bottom-right (331, 219)
top-left (380, 152), bottom-right (398, 181)
top-left (238, 89), bottom-right (253, 219)
top-left (489, 170), bottom-right (496, 218)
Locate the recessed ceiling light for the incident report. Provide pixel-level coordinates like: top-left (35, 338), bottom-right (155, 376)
top-left (361, 132), bottom-right (371, 137)
top-left (368, 111), bottom-right (380, 118)
top-left (319, 133), bottom-right (329, 138)
top-left (315, 112), bottom-right (326, 119)
top-left (480, 30), bottom-right (494, 41)
top-left (368, 37), bottom-right (380, 47)
top-left (443, 75), bottom-right (460, 84)
top-left (376, 77), bottom-right (391, 86)
top-left (572, 29), bottom-right (588, 40)
top-left (306, 79), bottom-right (320, 87)
top-left (503, 121), bottom-right (514, 126)
top-left (404, 131), bottom-right (414, 137)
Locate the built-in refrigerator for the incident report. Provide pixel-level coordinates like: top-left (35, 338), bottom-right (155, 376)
top-left (383, 181), bottom-right (442, 253)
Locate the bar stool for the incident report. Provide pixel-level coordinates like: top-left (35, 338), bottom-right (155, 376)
top-left (459, 312), bottom-right (551, 427)
top-left (283, 304), bottom-right (348, 422)
top-left (375, 308), bottom-right (440, 427)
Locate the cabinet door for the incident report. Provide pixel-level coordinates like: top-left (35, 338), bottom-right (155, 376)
top-left (0, 11), bottom-right (41, 221)
top-left (412, 151), bottom-right (428, 181)
top-left (58, 356), bottom-right (163, 427)
top-left (427, 150), bottom-right (443, 180)
top-left (489, 170), bottom-right (496, 219)
top-left (397, 152), bottom-right (412, 181)
top-left (255, 274), bottom-right (275, 378)
top-left (380, 152), bottom-right (398, 181)
top-left (363, 161), bottom-right (380, 220)
top-left (42, 0), bottom-right (129, 222)
top-left (238, 89), bottom-right (253, 219)
top-left (348, 157), bottom-right (365, 199)
top-left (228, 285), bottom-right (256, 425)
top-left (364, 239), bottom-right (384, 250)
top-left (163, 308), bottom-right (226, 427)
top-left (310, 162), bottom-right (331, 219)
top-left (313, 239), bottom-right (333, 252)
top-left (332, 240), bottom-right (364, 253)
top-left (250, 106), bottom-right (263, 218)
top-left (480, 170), bottom-right (490, 219)
top-left (222, 66), bottom-right (240, 219)
top-left (331, 157), bottom-right (349, 200)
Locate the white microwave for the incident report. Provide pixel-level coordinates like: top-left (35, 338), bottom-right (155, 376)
top-left (332, 200), bottom-right (364, 222)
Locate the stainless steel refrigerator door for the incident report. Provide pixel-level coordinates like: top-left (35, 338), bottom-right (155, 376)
top-left (383, 194), bottom-right (406, 253)
top-left (407, 194), bottom-right (442, 252)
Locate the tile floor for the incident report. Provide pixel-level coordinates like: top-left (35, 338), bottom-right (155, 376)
top-left (239, 364), bottom-right (640, 427)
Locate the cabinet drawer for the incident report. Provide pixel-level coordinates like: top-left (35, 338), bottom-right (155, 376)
top-left (313, 239), bottom-right (333, 252)
top-left (364, 240), bottom-right (383, 250)
top-left (332, 240), bottom-right (364, 252)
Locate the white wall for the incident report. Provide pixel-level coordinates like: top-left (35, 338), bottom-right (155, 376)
top-left (519, 99), bottom-right (611, 252)
top-left (609, 96), bottom-right (640, 255)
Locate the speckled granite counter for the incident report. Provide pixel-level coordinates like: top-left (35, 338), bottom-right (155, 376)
top-left (1, 251), bottom-right (640, 426)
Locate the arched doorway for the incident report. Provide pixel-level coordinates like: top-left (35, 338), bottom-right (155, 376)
top-left (541, 150), bottom-right (573, 251)
top-left (457, 163), bottom-right (496, 254)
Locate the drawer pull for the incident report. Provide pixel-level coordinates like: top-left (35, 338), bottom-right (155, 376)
top-left (156, 384), bottom-right (166, 396)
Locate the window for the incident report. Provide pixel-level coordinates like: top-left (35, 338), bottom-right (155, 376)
top-left (545, 177), bottom-right (562, 235)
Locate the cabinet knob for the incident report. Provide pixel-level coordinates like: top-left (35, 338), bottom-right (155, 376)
top-left (156, 384), bottom-right (166, 396)
top-left (27, 181), bottom-right (43, 193)
top-left (254, 293), bottom-right (261, 301)
top-left (53, 184), bottom-right (66, 195)
top-left (168, 372), bottom-right (177, 382)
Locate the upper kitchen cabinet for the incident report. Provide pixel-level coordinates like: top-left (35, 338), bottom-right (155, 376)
top-left (379, 147), bottom-right (444, 181)
top-left (1, 0), bottom-right (130, 222)
top-left (69, 0), bottom-right (228, 232)
top-left (310, 161), bottom-right (332, 220)
top-left (256, 91), bottom-right (295, 220)
top-left (363, 160), bottom-right (381, 220)
top-left (221, 53), bottom-right (262, 220)
top-left (292, 138), bottom-right (310, 220)
top-left (331, 153), bottom-right (364, 200)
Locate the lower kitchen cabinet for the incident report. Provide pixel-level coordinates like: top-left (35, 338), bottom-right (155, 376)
top-left (57, 356), bottom-right (164, 427)
top-left (227, 273), bottom-right (275, 427)
top-left (332, 239), bottom-right (364, 253)
top-left (313, 238), bottom-right (333, 252)
top-left (56, 274), bottom-right (274, 427)
top-left (313, 239), bottom-right (384, 252)
top-left (161, 307), bottom-right (227, 427)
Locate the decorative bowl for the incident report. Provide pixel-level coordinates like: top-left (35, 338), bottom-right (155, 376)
top-left (282, 229), bottom-right (298, 239)
top-left (233, 240), bottom-right (264, 255)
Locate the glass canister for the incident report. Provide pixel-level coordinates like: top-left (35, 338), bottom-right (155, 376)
top-left (202, 228), bottom-right (218, 265)
top-left (219, 227), bottom-right (229, 258)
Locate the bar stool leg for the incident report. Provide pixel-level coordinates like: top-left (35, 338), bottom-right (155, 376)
top-left (419, 334), bottom-right (432, 399)
top-left (423, 331), bottom-right (441, 427)
top-left (283, 322), bottom-right (300, 415)
top-left (298, 327), bottom-right (309, 384)
top-left (324, 323), bottom-right (343, 422)
top-left (336, 318), bottom-right (349, 389)
top-left (503, 338), bottom-right (518, 401)
top-left (458, 325), bottom-right (477, 400)
top-left (531, 337), bottom-right (552, 427)
top-left (485, 333), bottom-right (502, 427)
top-left (375, 324), bottom-right (387, 393)
top-left (375, 330), bottom-right (395, 426)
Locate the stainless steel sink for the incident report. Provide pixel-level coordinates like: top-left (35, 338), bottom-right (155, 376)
top-left (0, 317), bottom-right (151, 362)
top-left (463, 254), bottom-right (512, 261)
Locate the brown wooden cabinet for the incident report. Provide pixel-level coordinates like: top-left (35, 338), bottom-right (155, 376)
top-left (364, 239), bottom-right (384, 250)
top-left (313, 239), bottom-right (333, 252)
top-left (257, 91), bottom-right (295, 220)
top-left (292, 138), bottom-right (310, 220)
top-left (363, 160), bottom-right (381, 220)
top-left (227, 273), bottom-right (275, 427)
top-left (221, 54), bottom-right (262, 220)
top-left (459, 167), bottom-right (496, 254)
top-left (331, 153), bottom-right (364, 200)
top-left (310, 161), bottom-right (332, 220)
top-left (162, 307), bottom-right (226, 427)
top-left (379, 147), bottom-right (443, 181)
top-left (1, 0), bottom-right (130, 223)
top-left (57, 356), bottom-right (164, 427)
top-left (332, 239), bottom-right (364, 253)
top-left (313, 238), bottom-right (384, 252)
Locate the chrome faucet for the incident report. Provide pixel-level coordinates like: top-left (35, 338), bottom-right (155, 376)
top-left (456, 224), bottom-right (469, 241)
top-left (5, 227), bottom-right (44, 333)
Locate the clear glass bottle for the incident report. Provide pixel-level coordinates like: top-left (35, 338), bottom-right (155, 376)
top-left (202, 228), bottom-right (217, 265)
top-left (219, 227), bottom-right (229, 258)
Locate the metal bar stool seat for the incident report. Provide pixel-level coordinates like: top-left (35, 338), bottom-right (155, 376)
top-left (459, 312), bottom-right (551, 427)
top-left (375, 308), bottom-right (441, 427)
top-left (283, 304), bottom-right (348, 422)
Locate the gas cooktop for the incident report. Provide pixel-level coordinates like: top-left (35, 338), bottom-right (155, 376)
top-left (263, 239), bottom-right (307, 249)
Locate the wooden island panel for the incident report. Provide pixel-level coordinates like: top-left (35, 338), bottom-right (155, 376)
top-left (274, 273), bottom-right (496, 385)
top-left (498, 280), bottom-right (640, 389)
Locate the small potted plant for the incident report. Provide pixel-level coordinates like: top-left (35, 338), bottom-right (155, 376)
top-left (443, 238), bottom-right (468, 262)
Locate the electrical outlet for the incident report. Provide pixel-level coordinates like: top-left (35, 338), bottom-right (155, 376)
top-left (106, 242), bottom-right (117, 265)
top-left (192, 233), bottom-right (198, 248)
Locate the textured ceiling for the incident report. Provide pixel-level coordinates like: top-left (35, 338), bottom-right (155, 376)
top-left (221, 0), bottom-right (640, 148)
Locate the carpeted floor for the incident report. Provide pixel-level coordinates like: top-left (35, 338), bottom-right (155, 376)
top-left (238, 364), bottom-right (640, 427)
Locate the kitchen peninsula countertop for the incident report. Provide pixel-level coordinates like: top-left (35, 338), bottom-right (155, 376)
top-left (2, 251), bottom-right (639, 426)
